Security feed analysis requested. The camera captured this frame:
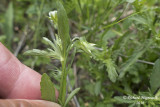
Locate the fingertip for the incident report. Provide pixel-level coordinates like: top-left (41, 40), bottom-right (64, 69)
top-left (31, 100), bottom-right (61, 107)
top-left (0, 43), bottom-right (42, 99)
top-left (0, 43), bottom-right (58, 100)
top-left (7, 65), bottom-right (42, 99)
top-left (0, 44), bottom-right (22, 98)
top-left (0, 43), bottom-right (12, 67)
top-left (0, 99), bottom-right (61, 107)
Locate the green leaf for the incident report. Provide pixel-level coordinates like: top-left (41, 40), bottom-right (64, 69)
top-left (42, 37), bottom-right (56, 50)
top-left (43, 36), bottom-right (64, 61)
top-left (24, 49), bottom-right (48, 56)
top-left (40, 73), bottom-right (56, 102)
top-left (112, 32), bottom-right (130, 51)
top-left (54, 0), bottom-right (70, 52)
top-left (114, 96), bottom-right (136, 104)
top-left (119, 39), bottom-right (152, 78)
top-left (24, 47), bottom-right (63, 61)
top-left (94, 81), bottom-right (101, 96)
top-left (3, 2), bottom-right (14, 47)
top-left (62, 0), bottom-right (77, 14)
top-left (112, 32), bottom-right (131, 61)
top-left (105, 59), bottom-right (118, 83)
top-left (150, 59), bottom-right (160, 93)
top-left (64, 88), bottom-right (80, 107)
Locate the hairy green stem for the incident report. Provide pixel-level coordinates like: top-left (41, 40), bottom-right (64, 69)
top-left (59, 53), bottom-right (68, 106)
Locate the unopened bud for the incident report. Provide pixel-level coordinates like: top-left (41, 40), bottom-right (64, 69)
top-left (49, 11), bottom-right (58, 28)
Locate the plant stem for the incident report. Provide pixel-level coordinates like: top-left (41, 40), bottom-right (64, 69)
top-left (59, 55), bottom-right (67, 106)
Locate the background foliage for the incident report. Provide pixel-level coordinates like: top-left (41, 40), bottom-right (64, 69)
top-left (0, 0), bottom-right (160, 106)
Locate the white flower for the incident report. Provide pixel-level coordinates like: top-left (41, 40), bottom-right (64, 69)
top-left (49, 10), bottom-right (57, 18)
top-left (49, 10), bottom-right (58, 28)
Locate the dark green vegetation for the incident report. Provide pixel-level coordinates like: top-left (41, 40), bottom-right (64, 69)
top-left (1, 0), bottom-right (160, 106)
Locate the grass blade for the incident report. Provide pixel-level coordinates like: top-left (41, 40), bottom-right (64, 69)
top-left (64, 88), bottom-right (80, 107)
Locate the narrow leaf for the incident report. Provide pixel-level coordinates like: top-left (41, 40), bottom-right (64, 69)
top-left (40, 73), bottom-right (56, 102)
top-left (24, 49), bottom-right (48, 56)
top-left (4, 2), bottom-right (14, 47)
top-left (150, 59), bottom-right (160, 93)
top-left (54, 0), bottom-right (70, 51)
top-left (105, 59), bottom-right (118, 83)
top-left (119, 39), bottom-right (152, 78)
top-left (42, 37), bottom-right (56, 50)
top-left (64, 88), bottom-right (80, 107)
top-left (112, 32), bottom-right (130, 61)
top-left (94, 81), bottom-right (101, 96)
top-left (114, 96), bottom-right (136, 104)
top-left (62, 0), bottom-right (76, 14)
top-left (112, 31), bottom-right (130, 51)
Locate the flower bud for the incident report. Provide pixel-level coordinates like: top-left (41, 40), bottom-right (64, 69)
top-left (49, 10), bottom-right (58, 28)
top-left (49, 11), bottom-right (57, 18)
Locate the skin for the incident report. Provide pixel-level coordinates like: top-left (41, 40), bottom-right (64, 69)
top-left (0, 42), bottom-right (60, 107)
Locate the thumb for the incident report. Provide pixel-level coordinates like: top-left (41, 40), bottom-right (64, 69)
top-left (0, 99), bottom-right (60, 107)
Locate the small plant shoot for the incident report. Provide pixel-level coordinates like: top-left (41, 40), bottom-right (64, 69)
top-left (24, 0), bottom-right (82, 106)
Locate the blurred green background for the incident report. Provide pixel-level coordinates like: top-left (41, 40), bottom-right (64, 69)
top-left (0, 0), bottom-right (160, 106)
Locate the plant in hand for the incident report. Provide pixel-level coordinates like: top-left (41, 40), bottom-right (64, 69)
top-left (24, 0), bottom-right (97, 106)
